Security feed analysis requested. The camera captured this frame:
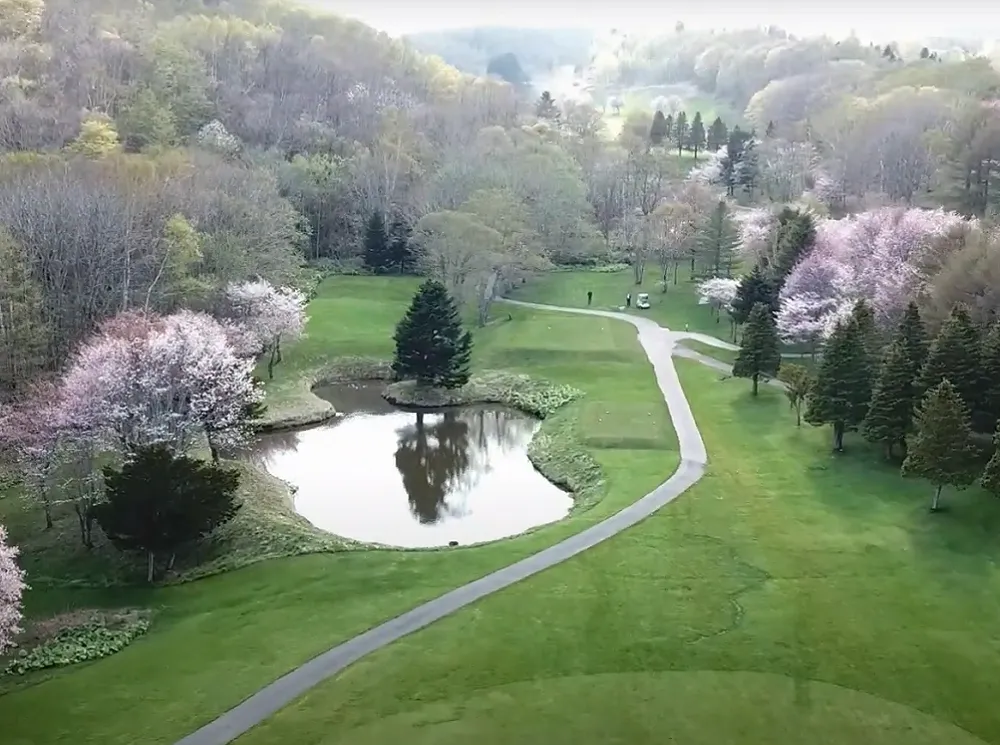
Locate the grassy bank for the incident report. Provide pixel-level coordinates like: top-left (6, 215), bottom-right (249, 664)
top-left (0, 276), bottom-right (680, 745)
top-left (235, 357), bottom-right (1000, 745)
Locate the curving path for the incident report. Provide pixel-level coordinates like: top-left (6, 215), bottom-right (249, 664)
top-left (174, 301), bottom-right (733, 745)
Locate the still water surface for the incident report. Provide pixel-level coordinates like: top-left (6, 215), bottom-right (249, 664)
top-left (247, 383), bottom-right (573, 548)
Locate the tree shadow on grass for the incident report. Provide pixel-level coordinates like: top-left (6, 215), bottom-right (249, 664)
top-left (799, 431), bottom-right (1000, 573)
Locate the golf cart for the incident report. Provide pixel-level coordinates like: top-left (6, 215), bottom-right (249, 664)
top-left (636, 292), bottom-right (650, 310)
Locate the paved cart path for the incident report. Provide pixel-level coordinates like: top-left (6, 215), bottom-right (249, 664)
top-left (175, 301), bottom-right (735, 745)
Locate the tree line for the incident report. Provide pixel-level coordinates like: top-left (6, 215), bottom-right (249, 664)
top-left (732, 296), bottom-right (1000, 511)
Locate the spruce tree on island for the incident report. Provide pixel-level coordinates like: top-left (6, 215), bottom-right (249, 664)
top-left (733, 302), bottom-right (780, 396)
top-left (393, 279), bottom-right (472, 389)
top-left (918, 304), bottom-right (981, 419)
top-left (863, 340), bottom-right (916, 461)
top-left (902, 380), bottom-right (977, 512)
top-left (805, 317), bottom-right (873, 451)
top-left (363, 210), bottom-right (390, 273)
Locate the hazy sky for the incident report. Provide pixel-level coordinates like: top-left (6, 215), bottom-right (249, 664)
top-left (312, 1), bottom-right (992, 41)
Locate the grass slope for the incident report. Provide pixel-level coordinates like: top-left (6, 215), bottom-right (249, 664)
top-left (235, 358), bottom-right (1000, 745)
top-left (0, 276), bottom-right (680, 745)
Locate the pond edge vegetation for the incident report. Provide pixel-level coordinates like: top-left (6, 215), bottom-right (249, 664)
top-left (263, 355), bottom-right (606, 529)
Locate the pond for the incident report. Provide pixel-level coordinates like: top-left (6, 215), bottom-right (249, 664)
top-left (245, 383), bottom-right (573, 548)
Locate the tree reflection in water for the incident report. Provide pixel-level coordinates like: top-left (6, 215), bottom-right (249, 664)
top-left (393, 408), bottom-right (530, 523)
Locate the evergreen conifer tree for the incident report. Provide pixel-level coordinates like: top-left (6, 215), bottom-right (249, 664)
top-left (978, 322), bottom-right (1000, 432)
top-left (770, 208), bottom-right (816, 286)
top-left (363, 210), bottom-right (390, 273)
top-left (674, 111), bottom-right (688, 156)
top-left (707, 116), bottom-right (728, 152)
top-left (902, 380), bottom-right (977, 511)
top-left (688, 111), bottom-right (706, 159)
top-left (805, 317), bottom-right (873, 451)
top-left (95, 445), bottom-right (240, 582)
top-left (898, 301), bottom-right (928, 380)
top-left (732, 302), bottom-right (780, 395)
top-left (392, 279), bottom-right (473, 389)
top-left (863, 340), bottom-right (916, 461)
top-left (649, 111), bottom-right (668, 145)
top-left (731, 264), bottom-right (777, 327)
top-left (695, 200), bottom-right (739, 280)
top-left (387, 217), bottom-right (414, 275)
top-left (851, 298), bottom-right (879, 358)
top-left (980, 425), bottom-right (1000, 496)
top-left (918, 304), bottom-right (981, 418)
top-left (536, 91), bottom-right (559, 120)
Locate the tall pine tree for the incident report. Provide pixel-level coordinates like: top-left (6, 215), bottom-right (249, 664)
top-left (851, 298), bottom-right (879, 359)
top-left (918, 304), bottom-right (982, 421)
top-left (805, 316), bottom-right (873, 451)
top-left (980, 425), bottom-right (1000, 496)
top-left (732, 302), bottom-right (780, 395)
top-left (707, 116), bottom-right (728, 152)
top-left (363, 210), bottom-right (390, 273)
top-left (898, 301), bottom-right (928, 381)
top-left (902, 380), bottom-right (977, 512)
top-left (730, 264), bottom-right (777, 327)
top-left (536, 91), bottom-right (559, 120)
top-left (392, 279), bottom-right (473, 389)
top-left (695, 200), bottom-right (739, 280)
top-left (978, 321), bottom-right (1000, 433)
top-left (863, 340), bottom-right (916, 461)
top-left (649, 111), bottom-right (668, 145)
top-left (688, 111), bottom-right (706, 160)
top-left (674, 111), bottom-right (688, 157)
top-left (770, 208), bottom-right (816, 286)
top-left (387, 217), bottom-right (414, 275)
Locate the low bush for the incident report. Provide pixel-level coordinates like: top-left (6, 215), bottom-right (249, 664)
top-left (4, 609), bottom-right (152, 676)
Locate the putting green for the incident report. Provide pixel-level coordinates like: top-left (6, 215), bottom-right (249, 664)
top-left (332, 671), bottom-right (987, 745)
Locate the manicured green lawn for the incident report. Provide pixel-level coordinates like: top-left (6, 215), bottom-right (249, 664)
top-left (235, 359), bottom-right (1000, 745)
top-left (510, 268), bottom-right (732, 339)
top-left (0, 276), bottom-right (680, 745)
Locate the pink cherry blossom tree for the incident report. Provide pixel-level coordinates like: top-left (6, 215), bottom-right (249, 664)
top-left (58, 309), bottom-right (262, 461)
top-left (780, 207), bottom-right (971, 337)
top-left (697, 277), bottom-right (740, 331)
top-left (733, 207), bottom-right (777, 265)
top-left (0, 524), bottom-right (26, 653)
top-left (0, 384), bottom-right (63, 531)
top-left (224, 279), bottom-right (307, 379)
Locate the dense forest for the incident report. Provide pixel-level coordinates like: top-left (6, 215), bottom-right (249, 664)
top-left (0, 0), bottom-right (999, 397)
